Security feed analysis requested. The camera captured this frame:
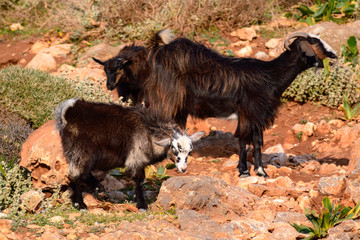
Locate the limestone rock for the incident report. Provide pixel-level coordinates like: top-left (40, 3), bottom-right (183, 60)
top-left (335, 124), bottom-right (360, 148)
top-left (30, 41), bottom-right (50, 54)
top-left (318, 175), bottom-right (346, 195)
top-left (20, 190), bottom-right (44, 212)
top-left (156, 175), bottom-right (259, 219)
top-left (230, 27), bottom-right (257, 41)
top-left (26, 52), bottom-right (57, 72)
top-left (349, 138), bottom-right (360, 178)
top-left (40, 44), bottom-right (73, 58)
top-left (255, 51), bottom-right (269, 60)
top-left (235, 45), bottom-right (253, 57)
top-left (265, 38), bottom-right (282, 49)
top-left (344, 179), bottom-right (360, 204)
top-left (20, 120), bottom-right (69, 189)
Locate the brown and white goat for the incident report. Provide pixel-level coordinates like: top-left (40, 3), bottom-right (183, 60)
top-left (144, 31), bottom-right (338, 178)
top-left (55, 98), bottom-right (204, 210)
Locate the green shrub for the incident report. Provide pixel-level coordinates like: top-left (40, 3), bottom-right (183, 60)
top-left (0, 159), bottom-right (34, 211)
top-left (341, 35), bottom-right (359, 66)
top-left (0, 66), bottom-right (123, 129)
top-left (282, 58), bottom-right (360, 108)
top-left (0, 66), bottom-right (80, 128)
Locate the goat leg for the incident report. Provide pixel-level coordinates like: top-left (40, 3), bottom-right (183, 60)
top-left (237, 141), bottom-right (250, 177)
top-left (133, 168), bottom-right (148, 210)
top-left (253, 132), bottom-right (269, 178)
top-left (69, 178), bottom-right (87, 209)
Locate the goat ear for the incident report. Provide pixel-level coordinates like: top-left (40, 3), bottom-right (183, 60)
top-left (299, 41), bottom-right (316, 57)
top-left (189, 131), bottom-right (205, 142)
top-left (92, 57), bottom-right (105, 65)
top-left (155, 138), bottom-right (172, 147)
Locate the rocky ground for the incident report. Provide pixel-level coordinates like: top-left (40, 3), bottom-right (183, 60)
top-left (1, 20), bottom-right (360, 239)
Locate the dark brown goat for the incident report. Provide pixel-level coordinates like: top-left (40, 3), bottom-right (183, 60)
top-left (93, 30), bottom-right (174, 105)
top-left (93, 45), bottom-right (149, 105)
top-left (144, 31), bottom-right (338, 178)
top-left (55, 98), bottom-right (204, 209)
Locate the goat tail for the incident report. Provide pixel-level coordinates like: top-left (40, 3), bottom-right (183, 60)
top-left (148, 29), bottom-right (175, 49)
top-left (55, 98), bottom-right (78, 131)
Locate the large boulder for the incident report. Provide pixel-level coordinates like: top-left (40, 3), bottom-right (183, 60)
top-left (156, 175), bottom-right (259, 221)
top-left (20, 120), bottom-right (69, 189)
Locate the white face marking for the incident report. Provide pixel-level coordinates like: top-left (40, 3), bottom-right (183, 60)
top-left (308, 33), bottom-right (338, 57)
top-left (171, 135), bottom-right (193, 173)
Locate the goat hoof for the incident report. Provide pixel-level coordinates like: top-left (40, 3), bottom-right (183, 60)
top-left (238, 170), bottom-right (250, 178)
top-left (136, 203), bottom-right (148, 211)
top-left (73, 202), bottom-right (87, 210)
top-left (255, 167), bottom-right (269, 178)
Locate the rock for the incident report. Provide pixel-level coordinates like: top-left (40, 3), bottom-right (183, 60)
top-left (76, 44), bottom-right (124, 68)
top-left (230, 40), bottom-right (250, 47)
top-left (274, 212), bottom-right (309, 224)
top-left (268, 48), bottom-right (282, 58)
top-left (263, 144), bottom-right (288, 166)
top-left (297, 195), bottom-right (311, 210)
top-left (291, 154), bottom-right (315, 165)
top-left (349, 138), bottom-right (360, 178)
top-left (40, 44), bottom-right (73, 58)
top-left (20, 120), bottom-right (69, 189)
top-left (316, 120), bottom-right (331, 135)
top-left (236, 176), bottom-right (259, 190)
top-left (19, 190), bottom-right (44, 212)
top-left (177, 210), bottom-right (233, 239)
top-left (230, 27), bottom-right (257, 41)
top-left (107, 191), bottom-right (127, 203)
top-left (254, 51), bottom-right (269, 60)
top-left (327, 220), bottom-right (359, 240)
top-left (0, 219), bottom-right (12, 234)
top-left (247, 183), bottom-right (267, 197)
top-left (335, 124), bottom-right (360, 148)
top-left (232, 218), bottom-right (268, 235)
top-left (26, 52), bottom-right (57, 72)
top-left (235, 45), bottom-right (253, 57)
top-left (9, 23), bottom-right (24, 31)
top-left (270, 222), bottom-right (301, 240)
top-left (318, 163), bottom-right (339, 175)
top-left (100, 174), bottom-right (125, 192)
top-left (30, 41), bottom-right (50, 54)
top-left (344, 179), bottom-right (360, 204)
top-left (297, 20), bottom-right (360, 53)
top-left (49, 216), bottom-right (65, 224)
top-left (329, 119), bottom-right (345, 128)
top-left (318, 175), bottom-right (346, 195)
top-left (292, 122), bottom-right (316, 141)
top-left (222, 159), bottom-right (238, 170)
top-left (265, 38), bottom-right (282, 49)
top-left (156, 175), bottom-right (259, 219)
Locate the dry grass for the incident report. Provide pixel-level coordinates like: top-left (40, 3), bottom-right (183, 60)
top-left (1, 0), bottom-right (314, 40)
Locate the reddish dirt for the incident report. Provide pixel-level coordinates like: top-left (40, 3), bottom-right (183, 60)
top-left (0, 33), bottom-right (355, 213)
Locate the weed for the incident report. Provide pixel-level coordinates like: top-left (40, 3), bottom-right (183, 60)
top-left (290, 196), bottom-right (360, 239)
top-left (341, 91), bottom-right (360, 120)
top-left (294, 0), bottom-right (359, 25)
top-left (341, 35), bottom-right (359, 66)
top-left (297, 131), bottom-right (304, 141)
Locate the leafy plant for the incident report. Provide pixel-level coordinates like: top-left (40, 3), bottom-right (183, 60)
top-left (283, 57), bottom-right (360, 108)
top-left (0, 158), bottom-right (6, 179)
top-left (341, 36), bottom-right (359, 66)
top-left (290, 196), bottom-right (360, 239)
top-left (297, 131), bottom-right (304, 141)
top-left (295, 0), bottom-right (359, 25)
top-left (341, 91), bottom-right (360, 120)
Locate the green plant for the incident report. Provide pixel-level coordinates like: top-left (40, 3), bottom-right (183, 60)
top-left (341, 36), bottom-right (359, 66)
top-left (294, 0), bottom-right (359, 25)
top-left (0, 161), bottom-right (34, 211)
top-left (342, 91), bottom-right (360, 120)
top-left (290, 196), bottom-right (360, 239)
top-left (297, 131), bottom-right (304, 141)
top-left (0, 158), bottom-right (6, 179)
top-left (282, 57), bottom-right (360, 108)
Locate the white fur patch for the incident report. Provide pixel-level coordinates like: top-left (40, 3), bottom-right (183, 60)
top-left (159, 29), bottom-right (175, 44)
top-left (308, 33), bottom-right (337, 57)
top-left (56, 98), bottom-right (78, 130)
top-left (125, 134), bottom-right (149, 175)
top-left (68, 161), bottom-right (81, 178)
top-left (171, 134), bottom-right (193, 173)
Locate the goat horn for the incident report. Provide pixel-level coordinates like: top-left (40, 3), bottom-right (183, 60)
top-left (184, 128), bottom-right (189, 135)
top-left (284, 32), bottom-right (310, 51)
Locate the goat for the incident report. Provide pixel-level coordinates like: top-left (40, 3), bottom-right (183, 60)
top-left (93, 30), bottom-right (174, 105)
top-left (144, 31), bottom-right (338, 178)
top-left (93, 45), bottom-right (149, 105)
top-left (55, 98), bottom-right (204, 209)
